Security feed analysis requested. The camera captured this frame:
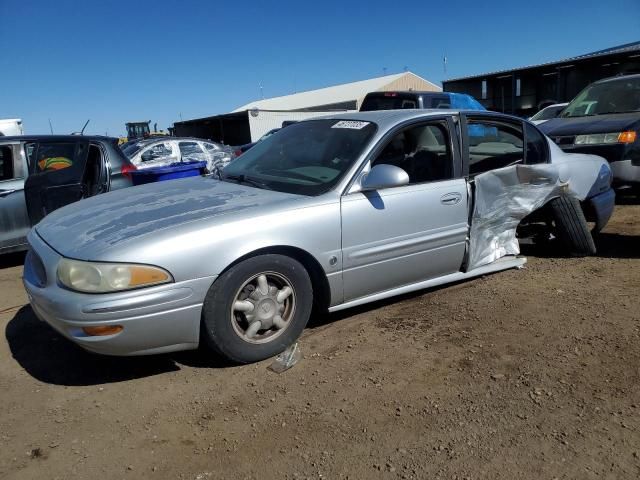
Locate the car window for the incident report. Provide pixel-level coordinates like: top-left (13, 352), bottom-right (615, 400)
top-left (140, 142), bottom-right (175, 163)
top-left (222, 119), bottom-right (377, 196)
top-left (372, 122), bottom-right (453, 184)
top-left (525, 123), bottom-right (548, 164)
top-left (466, 119), bottom-right (523, 176)
top-left (35, 143), bottom-right (76, 173)
top-left (203, 142), bottom-right (218, 152)
top-left (0, 146), bottom-right (14, 181)
top-left (179, 142), bottom-right (206, 161)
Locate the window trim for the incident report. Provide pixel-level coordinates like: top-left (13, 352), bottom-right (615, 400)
top-left (523, 121), bottom-right (551, 165)
top-left (344, 115), bottom-right (461, 195)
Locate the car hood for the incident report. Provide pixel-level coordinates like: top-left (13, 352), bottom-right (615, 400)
top-left (36, 176), bottom-right (303, 259)
top-left (539, 112), bottom-right (640, 136)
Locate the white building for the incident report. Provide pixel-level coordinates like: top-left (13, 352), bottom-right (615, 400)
top-left (174, 72), bottom-right (440, 144)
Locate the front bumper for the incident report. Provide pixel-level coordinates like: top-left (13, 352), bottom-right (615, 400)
top-left (23, 231), bottom-right (216, 356)
top-left (584, 187), bottom-right (615, 233)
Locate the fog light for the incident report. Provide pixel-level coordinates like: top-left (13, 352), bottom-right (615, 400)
top-left (82, 325), bottom-right (123, 336)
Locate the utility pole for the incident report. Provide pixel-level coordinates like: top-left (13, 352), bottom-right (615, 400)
top-left (443, 55), bottom-right (447, 76)
top-left (259, 82), bottom-right (264, 99)
top-left (48, 118), bottom-right (53, 134)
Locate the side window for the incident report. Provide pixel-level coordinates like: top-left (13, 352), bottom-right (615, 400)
top-left (35, 143), bottom-right (76, 173)
top-left (0, 146), bottom-right (14, 181)
top-left (179, 142), bottom-right (206, 161)
top-left (525, 123), bottom-right (549, 164)
top-left (372, 122), bottom-right (453, 185)
top-left (141, 142), bottom-right (174, 163)
top-left (203, 143), bottom-right (218, 152)
top-left (466, 120), bottom-right (523, 175)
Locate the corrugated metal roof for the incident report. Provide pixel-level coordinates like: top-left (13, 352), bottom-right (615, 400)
top-left (233, 72), bottom-right (441, 112)
top-left (444, 41), bottom-right (640, 83)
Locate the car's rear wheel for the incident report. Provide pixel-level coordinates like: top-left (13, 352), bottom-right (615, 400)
top-left (549, 194), bottom-right (596, 256)
top-left (201, 254), bottom-right (313, 364)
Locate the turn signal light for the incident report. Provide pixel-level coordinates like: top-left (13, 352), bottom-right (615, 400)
top-left (82, 325), bottom-right (123, 336)
top-left (618, 131), bottom-right (637, 144)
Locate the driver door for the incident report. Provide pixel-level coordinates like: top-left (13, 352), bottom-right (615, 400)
top-left (24, 140), bottom-right (89, 225)
top-left (340, 118), bottom-right (469, 301)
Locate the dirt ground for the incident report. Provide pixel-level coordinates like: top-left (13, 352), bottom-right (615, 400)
top-left (1, 200), bottom-right (639, 480)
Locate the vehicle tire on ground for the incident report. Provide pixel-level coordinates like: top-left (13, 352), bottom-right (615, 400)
top-left (201, 254), bottom-right (313, 364)
top-left (549, 194), bottom-right (596, 256)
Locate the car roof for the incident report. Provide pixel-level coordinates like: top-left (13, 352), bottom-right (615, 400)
top-left (308, 109), bottom-right (519, 129)
top-left (0, 134), bottom-right (117, 142)
top-left (126, 136), bottom-right (216, 145)
top-left (594, 73), bottom-right (640, 84)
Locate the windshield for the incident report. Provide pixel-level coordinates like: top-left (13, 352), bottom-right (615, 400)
top-left (531, 104), bottom-right (565, 121)
top-left (562, 77), bottom-right (640, 117)
top-left (221, 119), bottom-right (377, 195)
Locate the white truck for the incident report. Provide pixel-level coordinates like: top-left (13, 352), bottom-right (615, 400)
top-left (0, 119), bottom-right (24, 136)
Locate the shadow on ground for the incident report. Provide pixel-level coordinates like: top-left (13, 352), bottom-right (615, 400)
top-left (5, 306), bottom-right (233, 386)
top-left (0, 251), bottom-right (26, 270)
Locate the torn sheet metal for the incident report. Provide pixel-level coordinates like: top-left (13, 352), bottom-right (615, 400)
top-left (467, 164), bottom-right (565, 270)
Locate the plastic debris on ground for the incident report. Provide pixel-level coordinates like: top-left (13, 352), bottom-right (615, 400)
top-left (268, 343), bottom-right (302, 373)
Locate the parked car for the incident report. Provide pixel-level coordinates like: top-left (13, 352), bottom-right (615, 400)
top-left (0, 135), bottom-right (134, 254)
top-left (24, 110), bottom-right (614, 364)
top-left (359, 91), bottom-right (485, 111)
top-left (121, 137), bottom-right (235, 175)
top-left (529, 103), bottom-right (568, 125)
top-left (539, 74), bottom-right (640, 188)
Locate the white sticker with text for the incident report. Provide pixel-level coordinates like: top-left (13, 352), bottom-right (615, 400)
top-left (331, 120), bottom-right (370, 129)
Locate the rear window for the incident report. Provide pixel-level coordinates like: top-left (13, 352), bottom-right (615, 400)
top-left (360, 93), bottom-right (420, 111)
top-left (35, 143), bottom-right (76, 173)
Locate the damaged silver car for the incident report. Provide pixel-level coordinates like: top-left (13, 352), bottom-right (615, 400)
top-left (23, 110), bottom-right (615, 363)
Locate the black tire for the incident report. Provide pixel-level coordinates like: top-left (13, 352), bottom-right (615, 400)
top-left (549, 195), bottom-right (596, 256)
top-left (201, 254), bottom-right (313, 364)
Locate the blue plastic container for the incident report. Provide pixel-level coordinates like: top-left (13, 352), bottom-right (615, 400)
top-left (130, 161), bottom-right (207, 186)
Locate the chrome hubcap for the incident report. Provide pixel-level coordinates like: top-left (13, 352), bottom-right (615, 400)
top-left (231, 272), bottom-right (295, 344)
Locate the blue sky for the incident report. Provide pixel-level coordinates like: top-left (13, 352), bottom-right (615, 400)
top-left (1, 0), bottom-right (639, 136)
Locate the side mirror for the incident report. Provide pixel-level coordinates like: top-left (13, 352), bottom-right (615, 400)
top-left (361, 164), bottom-right (409, 191)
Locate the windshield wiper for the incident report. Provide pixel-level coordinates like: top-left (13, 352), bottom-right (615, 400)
top-left (222, 174), bottom-right (273, 190)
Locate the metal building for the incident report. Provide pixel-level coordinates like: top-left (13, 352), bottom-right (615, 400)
top-left (173, 72), bottom-right (440, 144)
top-left (443, 41), bottom-right (640, 117)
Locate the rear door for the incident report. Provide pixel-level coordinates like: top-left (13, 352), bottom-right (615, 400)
top-left (0, 143), bottom-right (31, 251)
top-left (24, 140), bottom-right (89, 224)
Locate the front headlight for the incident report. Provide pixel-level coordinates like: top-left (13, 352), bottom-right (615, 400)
top-left (575, 131), bottom-right (637, 145)
top-left (57, 259), bottom-right (173, 293)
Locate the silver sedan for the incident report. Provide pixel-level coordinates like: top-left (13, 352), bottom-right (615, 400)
top-left (23, 110), bottom-right (615, 363)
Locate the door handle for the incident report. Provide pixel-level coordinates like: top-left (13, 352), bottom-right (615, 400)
top-left (440, 192), bottom-right (462, 205)
top-left (0, 189), bottom-right (16, 198)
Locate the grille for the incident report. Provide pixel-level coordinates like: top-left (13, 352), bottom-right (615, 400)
top-left (25, 250), bottom-right (47, 288)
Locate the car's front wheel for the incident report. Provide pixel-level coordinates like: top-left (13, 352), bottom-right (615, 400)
top-left (201, 254), bottom-right (313, 363)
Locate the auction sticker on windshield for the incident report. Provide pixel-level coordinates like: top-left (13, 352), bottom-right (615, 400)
top-left (331, 120), bottom-right (370, 129)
